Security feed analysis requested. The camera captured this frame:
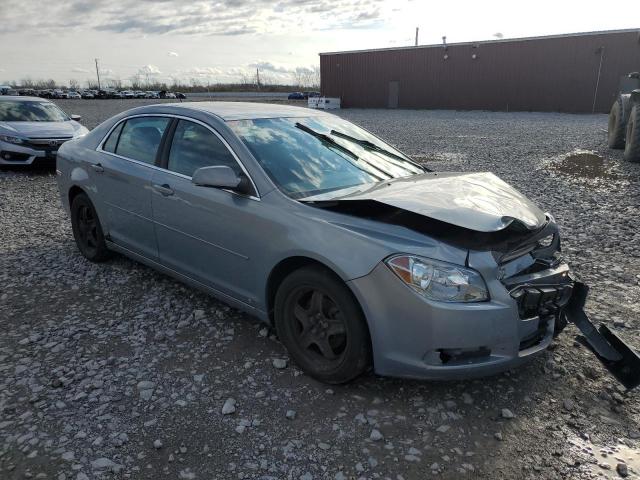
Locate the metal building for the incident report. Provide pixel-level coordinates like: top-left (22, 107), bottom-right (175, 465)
top-left (319, 29), bottom-right (640, 113)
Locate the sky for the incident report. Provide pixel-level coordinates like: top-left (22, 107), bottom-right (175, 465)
top-left (0, 0), bottom-right (637, 87)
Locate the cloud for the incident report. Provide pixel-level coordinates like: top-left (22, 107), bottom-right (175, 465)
top-left (71, 67), bottom-right (90, 73)
top-left (247, 61), bottom-right (292, 74)
top-left (138, 64), bottom-right (161, 76)
top-left (167, 51), bottom-right (179, 57)
top-left (0, 0), bottom-right (389, 36)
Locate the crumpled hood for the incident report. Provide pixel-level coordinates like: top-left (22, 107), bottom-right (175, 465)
top-left (327, 172), bottom-right (547, 233)
top-left (0, 120), bottom-right (84, 138)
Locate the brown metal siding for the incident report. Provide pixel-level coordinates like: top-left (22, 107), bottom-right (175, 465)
top-left (321, 31), bottom-right (640, 113)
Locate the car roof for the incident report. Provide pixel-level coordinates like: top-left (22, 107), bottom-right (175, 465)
top-left (166, 101), bottom-right (329, 121)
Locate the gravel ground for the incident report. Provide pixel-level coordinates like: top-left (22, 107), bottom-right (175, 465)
top-left (1, 100), bottom-right (639, 480)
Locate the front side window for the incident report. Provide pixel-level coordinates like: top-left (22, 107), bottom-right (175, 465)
top-left (167, 120), bottom-right (240, 177)
top-left (0, 100), bottom-right (69, 122)
top-left (228, 116), bottom-right (423, 199)
top-left (115, 117), bottom-right (170, 164)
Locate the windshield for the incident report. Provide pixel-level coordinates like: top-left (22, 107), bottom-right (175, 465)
top-left (0, 100), bottom-right (69, 122)
top-left (228, 116), bottom-right (423, 199)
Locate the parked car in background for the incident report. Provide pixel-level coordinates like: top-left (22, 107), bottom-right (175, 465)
top-left (80, 90), bottom-right (95, 99)
top-left (0, 96), bottom-right (88, 166)
top-left (165, 92), bottom-right (176, 99)
top-left (288, 92), bottom-right (306, 100)
top-left (135, 91), bottom-right (147, 98)
top-left (145, 91), bottom-right (160, 99)
top-left (1, 86), bottom-right (19, 96)
top-left (67, 91), bottom-right (82, 99)
top-left (54, 102), bottom-right (599, 385)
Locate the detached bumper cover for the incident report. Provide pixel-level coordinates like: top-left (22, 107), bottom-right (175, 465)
top-left (565, 282), bottom-right (640, 389)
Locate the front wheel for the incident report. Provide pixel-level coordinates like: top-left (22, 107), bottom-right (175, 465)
top-left (70, 193), bottom-right (110, 262)
top-left (274, 266), bottom-right (371, 384)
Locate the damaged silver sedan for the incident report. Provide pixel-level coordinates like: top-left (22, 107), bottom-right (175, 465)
top-left (55, 103), bottom-right (640, 386)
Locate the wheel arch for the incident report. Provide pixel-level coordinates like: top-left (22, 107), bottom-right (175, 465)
top-left (68, 184), bottom-right (87, 207)
top-left (265, 256), bottom-right (368, 326)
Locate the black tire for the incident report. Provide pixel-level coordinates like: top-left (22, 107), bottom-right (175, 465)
top-left (624, 104), bottom-right (640, 163)
top-left (70, 193), bottom-right (110, 262)
top-left (274, 266), bottom-right (371, 384)
top-left (608, 95), bottom-right (630, 149)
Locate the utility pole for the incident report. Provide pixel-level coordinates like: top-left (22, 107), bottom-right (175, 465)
top-left (256, 68), bottom-right (260, 90)
top-left (415, 27), bottom-right (419, 46)
top-left (95, 58), bottom-right (101, 90)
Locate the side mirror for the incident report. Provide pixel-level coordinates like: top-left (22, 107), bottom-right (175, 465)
top-left (70, 114), bottom-right (82, 121)
top-left (192, 165), bottom-right (252, 195)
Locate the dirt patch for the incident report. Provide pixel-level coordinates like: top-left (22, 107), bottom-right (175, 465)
top-left (552, 151), bottom-right (621, 180)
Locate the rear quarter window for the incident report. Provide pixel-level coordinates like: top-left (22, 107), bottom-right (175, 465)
top-left (102, 122), bottom-right (124, 153)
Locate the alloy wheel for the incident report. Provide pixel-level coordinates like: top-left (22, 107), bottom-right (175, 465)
top-left (289, 287), bottom-right (348, 366)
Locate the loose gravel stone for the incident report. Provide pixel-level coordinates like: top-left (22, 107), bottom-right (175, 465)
top-left (501, 409), bottom-right (516, 419)
top-left (221, 398), bottom-right (237, 415)
top-left (272, 358), bottom-right (288, 369)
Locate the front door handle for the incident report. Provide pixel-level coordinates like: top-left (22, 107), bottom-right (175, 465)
top-left (152, 183), bottom-right (174, 196)
top-left (90, 163), bottom-right (104, 173)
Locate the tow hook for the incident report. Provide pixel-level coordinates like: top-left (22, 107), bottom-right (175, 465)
top-left (564, 282), bottom-right (640, 389)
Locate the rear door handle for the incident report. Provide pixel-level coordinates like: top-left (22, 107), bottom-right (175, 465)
top-left (90, 163), bottom-right (104, 173)
top-left (152, 183), bottom-right (174, 196)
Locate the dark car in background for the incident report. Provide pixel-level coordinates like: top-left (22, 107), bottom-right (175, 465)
top-left (288, 92), bottom-right (306, 100)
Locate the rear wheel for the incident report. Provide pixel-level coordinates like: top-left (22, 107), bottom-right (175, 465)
top-left (608, 95), bottom-right (630, 149)
top-left (274, 266), bottom-right (371, 384)
top-left (71, 193), bottom-right (110, 262)
top-left (624, 105), bottom-right (640, 163)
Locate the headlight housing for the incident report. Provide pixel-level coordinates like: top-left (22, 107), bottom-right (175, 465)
top-left (386, 255), bottom-right (489, 303)
top-left (0, 135), bottom-right (24, 145)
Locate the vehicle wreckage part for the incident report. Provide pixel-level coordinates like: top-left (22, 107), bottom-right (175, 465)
top-left (565, 282), bottom-right (640, 389)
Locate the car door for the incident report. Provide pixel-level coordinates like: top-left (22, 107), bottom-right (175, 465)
top-left (93, 115), bottom-right (171, 259)
top-left (150, 118), bottom-right (263, 305)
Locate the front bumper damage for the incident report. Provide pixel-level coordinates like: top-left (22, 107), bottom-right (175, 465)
top-left (348, 225), bottom-right (639, 388)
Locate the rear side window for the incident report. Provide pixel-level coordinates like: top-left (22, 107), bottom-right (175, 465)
top-left (115, 117), bottom-right (170, 164)
top-left (102, 122), bottom-right (124, 153)
top-left (167, 120), bottom-right (239, 177)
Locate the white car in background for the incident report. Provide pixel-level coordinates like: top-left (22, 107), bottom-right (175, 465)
top-left (67, 91), bottom-right (82, 99)
top-left (0, 96), bottom-right (88, 166)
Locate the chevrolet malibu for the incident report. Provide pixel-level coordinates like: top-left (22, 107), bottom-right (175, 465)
top-left (56, 102), bottom-right (579, 384)
top-left (0, 96), bottom-right (88, 166)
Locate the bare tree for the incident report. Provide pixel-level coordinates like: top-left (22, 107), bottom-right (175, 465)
top-left (69, 79), bottom-right (80, 90)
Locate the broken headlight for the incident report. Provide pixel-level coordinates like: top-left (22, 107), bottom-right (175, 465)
top-left (386, 255), bottom-right (489, 303)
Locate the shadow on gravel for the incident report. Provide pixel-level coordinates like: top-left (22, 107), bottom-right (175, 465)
top-left (0, 164), bottom-right (56, 176)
